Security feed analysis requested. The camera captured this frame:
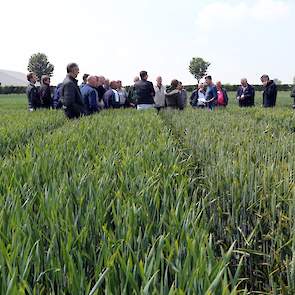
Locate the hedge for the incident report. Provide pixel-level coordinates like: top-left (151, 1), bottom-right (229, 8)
top-left (0, 86), bottom-right (27, 94)
top-left (0, 86), bottom-right (57, 95)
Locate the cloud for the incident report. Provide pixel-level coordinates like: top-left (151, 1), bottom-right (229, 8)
top-left (196, 0), bottom-right (290, 32)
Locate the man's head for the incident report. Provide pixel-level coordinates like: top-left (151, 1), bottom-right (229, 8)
top-left (67, 63), bottom-right (79, 78)
top-left (198, 83), bottom-right (204, 90)
top-left (110, 80), bottom-right (118, 89)
top-left (96, 76), bottom-right (105, 86)
top-left (140, 71), bottom-right (148, 80)
top-left (87, 76), bottom-right (98, 88)
top-left (241, 78), bottom-right (248, 87)
top-left (82, 74), bottom-right (89, 83)
top-left (134, 76), bottom-right (140, 83)
top-left (41, 75), bottom-right (50, 85)
top-left (156, 76), bottom-right (162, 86)
top-left (117, 80), bottom-right (122, 88)
top-left (205, 75), bottom-right (213, 86)
top-left (27, 72), bottom-right (37, 84)
top-left (261, 75), bottom-right (270, 87)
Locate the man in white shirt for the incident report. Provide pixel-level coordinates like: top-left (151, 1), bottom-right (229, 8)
top-left (117, 80), bottom-right (128, 107)
top-left (154, 76), bottom-right (166, 111)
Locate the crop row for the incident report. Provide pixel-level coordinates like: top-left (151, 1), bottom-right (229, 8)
top-left (0, 110), bottom-right (66, 157)
top-left (161, 107), bottom-right (295, 293)
top-left (0, 110), bottom-right (240, 294)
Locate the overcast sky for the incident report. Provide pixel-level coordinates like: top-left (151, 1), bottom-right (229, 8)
top-left (1, 0), bottom-right (294, 85)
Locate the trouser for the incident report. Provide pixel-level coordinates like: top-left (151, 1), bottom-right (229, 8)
top-left (64, 108), bottom-right (82, 119)
top-left (155, 106), bottom-right (165, 113)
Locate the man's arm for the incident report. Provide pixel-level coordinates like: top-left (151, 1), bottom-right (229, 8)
top-left (236, 87), bottom-right (241, 100)
top-left (150, 82), bottom-right (155, 97)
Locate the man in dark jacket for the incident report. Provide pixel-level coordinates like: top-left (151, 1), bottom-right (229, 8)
top-left (291, 86), bottom-right (295, 109)
top-left (236, 78), bottom-right (255, 107)
top-left (81, 76), bottom-right (99, 115)
top-left (26, 72), bottom-right (41, 111)
top-left (61, 63), bottom-right (85, 119)
top-left (261, 75), bottom-right (277, 108)
top-left (134, 71), bottom-right (155, 110)
top-left (103, 81), bottom-right (121, 109)
top-left (96, 76), bottom-right (106, 103)
top-left (39, 75), bottom-right (52, 109)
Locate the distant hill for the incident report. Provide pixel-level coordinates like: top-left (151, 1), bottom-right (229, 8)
top-left (0, 69), bottom-right (27, 86)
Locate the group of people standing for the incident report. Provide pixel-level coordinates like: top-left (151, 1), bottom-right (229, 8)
top-left (26, 62), bottom-right (294, 119)
top-left (26, 63), bottom-right (189, 118)
top-left (190, 74), bottom-right (279, 109)
top-left (26, 73), bottom-right (53, 110)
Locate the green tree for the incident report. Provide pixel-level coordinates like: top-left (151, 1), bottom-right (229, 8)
top-left (189, 57), bottom-right (210, 83)
top-left (27, 53), bottom-right (54, 81)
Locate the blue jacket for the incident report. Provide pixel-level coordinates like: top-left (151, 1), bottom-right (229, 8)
top-left (53, 83), bottom-right (63, 109)
top-left (81, 84), bottom-right (99, 114)
top-left (205, 85), bottom-right (218, 102)
top-left (237, 84), bottom-right (255, 107)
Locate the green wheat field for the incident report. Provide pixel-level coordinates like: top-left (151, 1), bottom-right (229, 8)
top-left (0, 92), bottom-right (294, 294)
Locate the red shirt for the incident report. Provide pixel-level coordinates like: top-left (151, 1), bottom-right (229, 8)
top-left (217, 89), bottom-right (225, 106)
